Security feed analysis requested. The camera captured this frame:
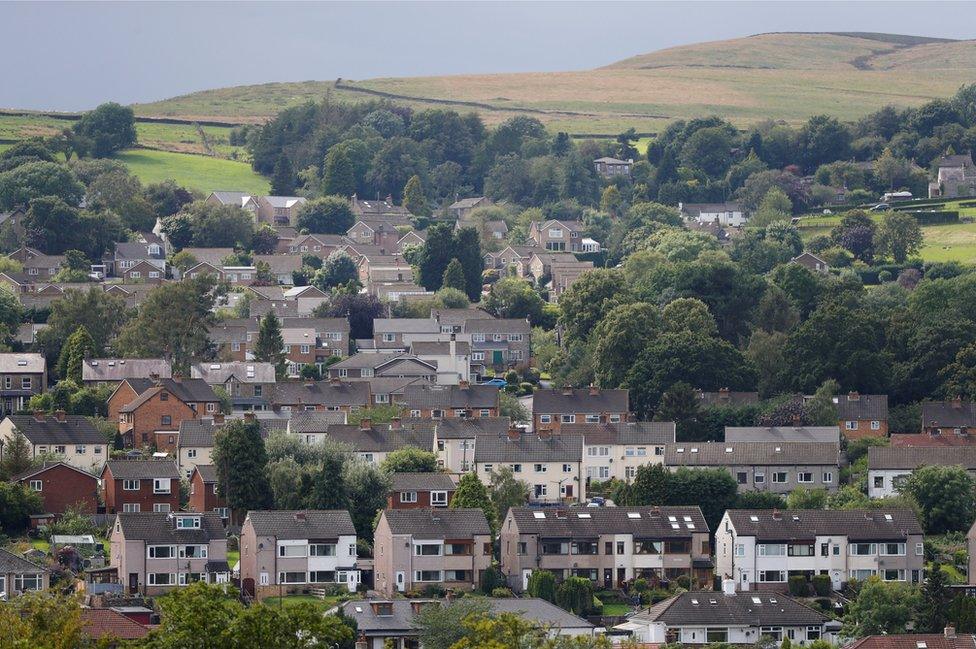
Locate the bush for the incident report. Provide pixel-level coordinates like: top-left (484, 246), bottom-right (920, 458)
top-left (812, 574), bottom-right (832, 597)
top-left (788, 575), bottom-right (810, 596)
top-left (877, 270), bottom-right (893, 282)
top-left (480, 565), bottom-right (506, 595)
top-left (421, 584), bottom-right (445, 598)
top-left (491, 587), bottom-right (513, 598)
top-left (556, 577), bottom-right (596, 616)
top-left (674, 575), bottom-right (690, 590)
top-left (591, 595), bottom-right (604, 615)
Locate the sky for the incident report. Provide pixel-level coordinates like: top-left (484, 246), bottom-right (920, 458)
top-left (2, 1), bottom-right (975, 112)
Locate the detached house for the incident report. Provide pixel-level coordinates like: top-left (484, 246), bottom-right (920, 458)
top-left (240, 510), bottom-right (360, 599)
top-left (110, 377), bottom-right (220, 451)
top-left (533, 386), bottom-right (630, 433)
top-left (101, 459), bottom-right (182, 514)
top-left (463, 318), bottom-right (530, 372)
top-left (373, 508), bottom-right (493, 596)
top-left (835, 392), bottom-right (889, 440)
top-left (714, 509), bottom-right (925, 592)
top-left (0, 411), bottom-right (107, 472)
top-left (528, 220), bottom-right (587, 252)
top-left (474, 428), bottom-right (585, 503)
top-left (501, 506), bottom-right (711, 592)
top-left (387, 473), bottom-right (457, 510)
top-left (110, 511), bottom-right (229, 594)
top-left (190, 362), bottom-right (275, 416)
top-left (14, 462), bottom-right (99, 515)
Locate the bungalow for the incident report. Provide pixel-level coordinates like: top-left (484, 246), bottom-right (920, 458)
top-left (0, 548), bottom-right (49, 598)
top-left (679, 202), bottom-right (748, 227)
top-left (593, 157), bottom-right (633, 178)
top-left (791, 252), bottom-right (829, 274)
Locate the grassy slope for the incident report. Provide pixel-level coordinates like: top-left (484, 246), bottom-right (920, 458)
top-left (114, 149), bottom-right (268, 194)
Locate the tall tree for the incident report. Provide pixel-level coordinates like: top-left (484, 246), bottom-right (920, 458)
top-left (212, 419), bottom-right (274, 517)
top-left (254, 312), bottom-right (286, 378)
top-left (270, 154), bottom-right (296, 195)
top-left (380, 447), bottom-right (439, 473)
top-left (311, 452), bottom-right (349, 511)
top-left (918, 563), bottom-right (952, 633)
top-left (900, 464), bottom-right (976, 533)
top-left (36, 288), bottom-right (128, 363)
top-left (451, 472), bottom-right (498, 535)
top-left (56, 325), bottom-right (95, 383)
top-left (875, 212), bottom-right (923, 263)
top-left (72, 102), bottom-right (137, 157)
top-left (489, 466), bottom-right (528, 528)
top-left (454, 226), bottom-right (484, 302)
top-left (0, 430), bottom-right (32, 479)
top-left (295, 196), bottom-right (355, 234)
top-left (403, 174), bottom-right (430, 217)
top-left (441, 258), bottom-right (466, 292)
top-left (321, 145), bottom-right (357, 197)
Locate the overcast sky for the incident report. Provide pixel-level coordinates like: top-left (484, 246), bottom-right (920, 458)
top-left (2, 1), bottom-right (974, 112)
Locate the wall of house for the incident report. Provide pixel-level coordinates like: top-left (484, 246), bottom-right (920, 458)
top-left (103, 475), bottom-right (180, 514)
top-left (476, 460), bottom-right (584, 503)
top-left (867, 469), bottom-right (915, 498)
top-left (178, 445), bottom-right (213, 477)
top-left (19, 465), bottom-right (98, 514)
top-left (584, 443), bottom-right (666, 482)
top-left (840, 418), bottom-right (887, 440)
top-left (676, 464), bottom-right (838, 494)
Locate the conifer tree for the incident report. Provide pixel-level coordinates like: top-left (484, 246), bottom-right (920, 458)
top-left (56, 325), bottom-right (95, 383)
top-left (212, 419), bottom-right (274, 517)
top-left (441, 258), bottom-right (466, 292)
top-left (254, 313), bottom-right (286, 378)
top-left (322, 145), bottom-right (356, 197)
top-left (403, 175), bottom-right (429, 217)
top-left (271, 155), bottom-right (296, 195)
top-left (451, 472), bottom-right (497, 535)
top-left (0, 430), bottom-right (32, 479)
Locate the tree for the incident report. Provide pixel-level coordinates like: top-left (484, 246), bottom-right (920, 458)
top-left (785, 487), bottom-right (829, 510)
top-left (900, 464), bottom-right (976, 533)
top-left (254, 312), bottom-right (287, 378)
top-left (295, 196), bottom-right (355, 234)
top-left (452, 472), bottom-right (498, 535)
top-left (167, 200), bottom-right (254, 249)
top-left (251, 225), bottom-right (279, 254)
top-left (441, 258), bottom-right (466, 292)
top-left (0, 592), bottom-right (86, 649)
top-left (56, 325), bottom-right (95, 383)
top-left (558, 269), bottom-right (631, 343)
top-left (527, 570), bottom-right (558, 603)
top-left (37, 287), bottom-right (128, 363)
top-left (918, 562), bottom-right (952, 633)
top-left (345, 459), bottom-right (391, 540)
top-left (0, 481), bottom-right (42, 535)
top-left (483, 277), bottom-right (546, 325)
top-left (0, 430), bottom-right (32, 480)
top-left (0, 285), bottom-right (23, 339)
top-left (656, 382), bottom-right (703, 441)
top-left (415, 597), bottom-right (493, 649)
top-left (667, 468), bottom-right (739, 532)
top-left (312, 451), bottom-right (350, 511)
top-left (600, 186), bottom-right (622, 216)
top-left (313, 250), bottom-right (359, 291)
top-left (417, 224), bottom-right (483, 301)
top-left (23, 195), bottom-right (81, 254)
top-left (622, 464), bottom-right (669, 506)
top-left (72, 102), bottom-right (137, 158)
top-left (381, 447), bottom-right (439, 473)
top-left (875, 212), bottom-right (923, 263)
top-left (0, 161), bottom-right (85, 211)
top-left (490, 466), bottom-right (529, 524)
top-left (748, 187), bottom-right (793, 227)
top-left (454, 226), bottom-right (484, 302)
top-left (315, 293), bottom-right (383, 340)
top-left (798, 114), bottom-right (851, 172)
top-left (403, 174), bottom-right (430, 217)
top-left (322, 145), bottom-right (357, 197)
top-left (843, 577), bottom-right (920, 637)
top-left (270, 154), bottom-right (296, 195)
top-left (555, 577), bottom-right (596, 616)
top-left (499, 391), bottom-right (529, 424)
top-left (735, 491), bottom-right (787, 509)
top-left (592, 302), bottom-right (661, 388)
top-left (450, 612), bottom-right (546, 649)
top-left (212, 419), bottom-right (274, 517)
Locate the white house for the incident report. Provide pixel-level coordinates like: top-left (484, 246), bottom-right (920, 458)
top-left (867, 446), bottom-right (976, 498)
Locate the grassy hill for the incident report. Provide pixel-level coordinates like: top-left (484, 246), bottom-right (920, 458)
top-left (130, 32), bottom-right (976, 135)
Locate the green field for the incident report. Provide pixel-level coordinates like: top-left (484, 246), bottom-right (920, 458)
top-left (114, 149), bottom-right (269, 194)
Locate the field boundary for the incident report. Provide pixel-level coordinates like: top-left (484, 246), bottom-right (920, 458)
top-left (0, 109), bottom-right (245, 128)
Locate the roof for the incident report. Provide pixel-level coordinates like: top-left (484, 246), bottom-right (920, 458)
top-left (331, 352), bottom-right (412, 370)
top-left (12, 461), bottom-right (98, 483)
top-left (462, 319), bottom-right (530, 334)
top-left (193, 464), bottom-right (218, 483)
top-left (594, 157), bottom-right (632, 164)
top-left (935, 154), bottom-right (974, 168)
top-left (835, 393), bottom-right (889, 421)
top-left (253, 254), bottom-right (302, 275)
top-left (632, 591), bottom-right (827, 627)
top-left (321, 424), bottom-right (434, 453)
top-left (474, 431), bottom-right (583, 463)
top-left (868, 446), bottom-right (976, 470)
top-left (561, 421), bottom-right (675, 446)
top-left (724, 427), bottom-right (840, 444)
top-left (286, 411), bottom-right (348, 433)
top-left (121, 377), bottom-right (218, 404)
top-left (509, 506), bottom-right (708, 537)
top-left (270, 381), bottom-right (370, 407)
top-left (890, 433), bottom-right (976, 448)
top-left (7, 414), bottom-right (104, 445)
top-left (115, 511), bottom-right (225, 542)
top-left (115, 241), bottom-right (163, 260)
top-left (83, 358), bottom-right (172, 383)
top-left (846, 635), bottom-right (976, 649)
top-left (664, 441), bottom-right (840, 466)
top-left (178, 419), bottom-right (215, 447)
top-left (402, 384), bottom-right (499, 410)
top-left (190, 361), bottom-right (276, 384)
top-left (263, 195), bottom-right (306, 209)
top-left (390, 472), bottom-right (457, 492)
top-left (922, 401), bottom-right (976, 428)
top-left (373, 318), bottom-right (439, 334)
top-left (449, 197), bottom-right (489, 209)
top-left (80, 609), bottom-right (149, 641)
top-left (409, 341), bottom-right (470, 356)
top-left (680, 202), bottom-right (743, 216)
top-left (104, 459), bottom-right (181, 480)
top-left (725, 509), bottom-right (924, 540)
top-left (246, 510), bottom-right (356, 539)
top-left (403, 416), bottom-right (511, 440)
top-left (180, 247), bottom-right (235, 267)
top-left (431, 308), bottom-right (494, 323)
top-left (209, 191), bottom-right (248, 205)
top-left (0, 548), bottom-right (46, 574)
top-left (533, 387), bottom-right (629, 414)
top-left (383, 508), bottom-right (490, 538)
top-left (0, 353), bottom-right (45, 373)
top-left (697, 390), bottom-right (760, 407)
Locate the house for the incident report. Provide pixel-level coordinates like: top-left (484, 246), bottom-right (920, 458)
top-left (109, 377), bottom-right (220, 450)
top-left (373, 508), bottom-right (492, 595)
top-left (240, 510), bottom-right (360, 600)
top-left (791, 252), bottom-right (829, 274)
top-left (563, 421), bottom-right (675, 483)
top-left (177, 419), bottom-right (219, 474)
top-left (365, 377), bottom-right (434, 408)
top-left (285, 233), bottom-right (346, 258)
top-left (402, 382), bottom-right (499, 419)
top-left (714, 508), bottom-right (925, 592)
top-left (432, 307), bottom-right (494, 332)
top-left (298, 418), bottom-right (434, 465)
top-left (500, 506), bottom-right (711, 592)
top-left (206, 191), bottom-right (307, 226)
top-left (549, 261), bottom-right (595, 303)
top-left (664, 442), bottom-right (840, 494)
top-left (464, 318), bottom-right (530, 372)
top-left (929, 153), bottom-right (976, 199)
top-left (593, 156), bottom-right (633, 178)
top-left (190, 362), bottom-right (275, 416)
top-left (122, 260), bottom-right (166, 284)
top-left (340, 597), bottom-right (595, 649)
top-left (221, 265), bottom-right (257, 286)
top-left (351, 195), bottom-right (412, 221)
top-left (82, 358), bottom-right (172, 388)
top-left (0, 411), bottom-right (107, 472)
top-left (100, 460), bottom-right (182, 514)
top-left (279, 316), bottom-right (349, 360)
top-left (474, 427), bottom-right (585, 503)
top-left (528, 220), bottom-right (586, 252)
top-left (371, 318), bottom-right (442, 352)
top-left (449, 196), bottom-right (493, 220)
top-left (891, 399), bottom-right (976, 447)
top-left (724, 426), bottom-right (840, 444)
top-left (696, 389), bottom-right (759, 407)
top-left (679, 202), bottom-right (748, 227)
top-left (13, 462), bottom-right (99, 515)
top-left (0, 206), bottom-right (27, 245)
top-left (0, 548), bottom-right (49, 598)
top-left (0, 353), bottom-right (46, 414)
top-left (109, 511), bottom-right (229, 595)
top-left (525, 251), bottom-right (578, 282)
top-left (867, 447), bottom-right (976, 498)
top-left (269, 379), bottom-right (370, 415)
top-left (253, 254), bottom-right (302, 285)
top-left (79, 609), bottom-right (150, 643)
top-left (619, 587), bottom-right (839, 646)
top-left (188, 465), bottom-right (228, 521)
top-left (483, 245), bottom-right (540, 273)
top-left (427, 416), bottom-right (511, 473)
top-left (328, 353), bottom-right (436, 382)
top-left (533, 386), bottom-right (630, 433)
top-left (409, 341), bottom-right (471, 385)
top-left (835, 392), bottom-right (889, 439)
top-left (847, 632), bottom-right (976, 649)
top-left (110, 240), bottom-right (166, 278)
top-left (387, 473), bottom-right (457, 510)
top-left (10, 247), bottom-right (65, 278)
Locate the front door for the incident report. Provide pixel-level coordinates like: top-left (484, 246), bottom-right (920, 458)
top-left (128, 572), bottom-right (139, 594)
top-left (617, 568), bottom-right (626, 588)
top-left (522, 569), bottom-right (532, 592)
top-left (603, 569), bottom-right (612, 589)
top-left (396, 571), bottom-right (405, 592)
top-left (492, 350), bottom-right (504, 365)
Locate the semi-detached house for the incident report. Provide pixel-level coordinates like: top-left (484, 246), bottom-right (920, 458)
top-left (867, 446), bottom-right (976, 498)
top-left (474, 427), bottom-right (584, 503)
top-left (0, 411), bottom-right (108, 473)
top-left (563, 421), bottom-right (675, 483)
top-left (533, 387), bottom-right (630, 434)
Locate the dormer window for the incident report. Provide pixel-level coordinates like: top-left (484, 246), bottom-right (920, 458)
top-left (176, 515), bottom-right (201, 529)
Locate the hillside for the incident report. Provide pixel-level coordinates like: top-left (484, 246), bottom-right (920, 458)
top-left (131, 32), bottom-right (976, 135)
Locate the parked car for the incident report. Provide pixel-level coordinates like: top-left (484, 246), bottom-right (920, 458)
top-left (869, 203), bottom-right (889, 211)
top-left (480, 378), bottom-right (508, 388)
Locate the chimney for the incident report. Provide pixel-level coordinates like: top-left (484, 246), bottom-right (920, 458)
top-left (627, 412), bottom-right (637, 423)
top-left (946, 627), bottom-right (957, 639)
top-left (848, 391), bottom-right (860, 401)
top-left (54, 410), bottom-right (66, 423)
top-left (507, 427), bottom-right (521, 442)
top-left (791, 413), bottom-right (802, 427)
top-left (588, 384), bottom-right (599, 396)
top-left (651, 506), bottom-right (661, 518)
top-left (330, 377), bottom-right (341, 386)
top-left (561, 385), bottom-right (573, 396)
top-left (213, 413), bottom-right (225, 425)
top-left (459, 380), bottom-right (470, 390)
top-left (243, 413), bottom-right (256, 422)
top-left (149, 371), bottom-right (160, 384)
top-left (771, 509), bottom-right (782, 521)
top-left (294, 512), bottom-right (307, 522)
top-left (390, 417), bottom-right (401, 430)
top-left (538, 429), bottom-right (551, 441)
top-left (952, 395), bottom-right (964, 410)
top-left (32, 410), bottom-right (44, 422)
top-left (172, 373), bottom-right (182, 383)
top-left (360, 418), bottom-right (372, 431)
top-left (304, 382), bottom-right (315, 389)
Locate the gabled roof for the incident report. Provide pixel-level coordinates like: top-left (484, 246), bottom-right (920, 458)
top-left (922, 400), bottom-right (976, 428)
top-left (390, 472), bottom-right (457, 492)
top-left (724, 426), bottom-right (840, 444)
top-left (120, 377), bottom-right (219, 404)
top-left (473, 431), bottom-right (583, 463)
top-left (104, 459), bottom-right (181, 480)
top-left (12, 461), bottom-right (98, 483)
top-left (383, 508), bottom-right (490, 538)
top-left (320, 423), bottom-right (434, 453)
top-left (115, 511), bottom-right (225, 543)
top-left (83, 358), bottom-right (172, 383)
top-left (286, 411), bottom-right (348, 433)
top-left (403, 416), bottom-right (511, 440)
top-left (632, 591), bottom-right (827, 627)
top-left (0, 353), bottom-right (45, 373)
top-left (190, 361), bottom-right (276, 385)
top-left (449, 196), bottom-right (490, 210)
top-left (0, 548), bottom-right (46, 574)
top-left (561, 421), bottom-right (675, 446)
top-left (408, 341), bottom-right (469, 357)
top-left (868, 446), bottom-right (976, 470)
top-left (402, 384), bottom-right (499, 410)
top-left (846, 635), bottom-right (976, 649)
top-left (270, 381), bottom-right (370, 407)
top-left (6, 414), bottom-right (104, 445)
top-left (509, 505), bottom-right (708, 537)
top-left (330, 352), bottom-right (413, 371)
top-left (725, 509), bottom-right (923, 540)
top-left (664, 441), bottom-right (840, 466)
top-left (192, 464), bottom-right (218, 484)
top-left (80, 609), bottom-right (149, 641)
top-left (835, 393), bottom-right (889, 421)
top-left (373, 318), bottom-right (439, 334)
top-left (178, 419), bottom-right (215, 447)
top-left (533, 387), bottom-right (629, 414)
top-left (253, 254), bottom-right (302, 275)
top-left (246, 510), bottom-right (356, 539)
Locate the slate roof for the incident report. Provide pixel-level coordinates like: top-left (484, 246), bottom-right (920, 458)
top-left (724, 427), bottom-right (840, 444)
top-left (383, 508), bottom-right (490, 538)
top-left (115, 511), bottom-right (225, 543)
top-left (104, 459), bottom-right (181, 480)
top-left (632, 591), bottom-right (827, 626)
top-left (0, 547), bottom-right (46, 574)
top-left (835, 394), bottom-right (889, 421)
top-left (402, 384), bottom-right (499, 410)
top-left (409, 341), bottom-right (471, 356)
top-left (330, 353), bottom-right (411, 370)
top-left (181, 247), bottom-right (235, 267)
top-left (561, 421), bottom-right (675, 446)
top-left (190, 361), bottom-right (276, 384)
top-left (373, 318), bottom-right (439, 334)
top-left (679, 202), bottom-right (744, 217)
top-left (868, 446), bottom-right (976, 470)
top-left (115, 241), bottom-right (163, 260)
top-left (449, 197), bottom-right (489, 210)
top-left (509, 506), bottom-right (708, 537)
top-left (473, 431), bottom-right (583, 463)
top-left (462, 319), bottom-right (530, 334)
top-left (7, 414), bottom-right (104, 445)
top-left (664, 442), bottom-right (840, 466)
top-left (935, 154), bottom-right (974, 168)
top-left (270, 381), bottom-right (370, 407)
top-left (178, 420), bottom-right (215, 447)
top-left (401, 416), bottom-right (510, 440)
top-left (0, 353), bottom-right (45, 373)
top-left (431, 308), bottom-right (494, 323)
top-left (922, 400), bottom-right (976, 428)
top-left (193, 464), bottom-right (218, 483)
top-left (890, 432), bottom-right (976, 448)
top-left (390, 472), bottom-right (457, 492)
top-left (321, 424), bottom-right (434, 453)
top-left (121, 377), bottom-right (218, 404)
top-left (209, 191), bottom-right (248, 205)
top-left (254, 254), bottom-right (303, 276)
top-left (725, 509), bottom-right (924, 540)
top-left (286, 411), bottom-right (348, 433)
top-left (246, 510), bottom-right (356, 539)
top-left (80, 609), bottom-right (149, 640)
top-left (83, 358), bottom-right (172, 383)
top-left (361, 376), bottom-right (432, 395)
top-left (533, 388), bottom-right (629, 414)
top-left (846, 635), bottom-right (976, 649)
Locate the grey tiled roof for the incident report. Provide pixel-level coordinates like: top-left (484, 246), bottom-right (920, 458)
top-left (246, 510), bottom-right (356, 539)
top-left (194, 464), bottom-right (218, 483)
top-left (835, 394), bottom-right (888, 421)
top-left (633, 591), bottom-right (827, 626)
top-left (190, 361), bottom-right (276, 385)
top-left (409, 341), bottom-right (471, 356)
top-left (509, 506), bottom-right (708, 537)
top-left (0, 548), bottom-right (47, 574)
top-left (287, 411), bottom-right (348, 433)
top-left (533, 388), bottom-right (629, 414)
top-left (122, 378), bottom-right (218, 404)
top-left (462, 319), bottom-right (530, 334)
top-left (561, 421), bottom-right (675, 446)
top-left (115, 511), bottom-right (225, 543)
top-left (330, 353), bottom-right (409, 370)
top-left (383, 508), bottom-right (490, 538)
top-left (270, 381), bottom-right (370, 407)
top-left (725, 509), bottom-right (924, 540)
top-left (474, 431), bottom-right (583, 463)
top-left (664, 442), bottom-right (840, 466)
top-left (0, 353), bottom-right (45, 373)
top-left (83, 358), bottom-right (172, 383)
top-left (390, 472), bottom-right (457, 492)
top-left (724, 427), bottom-right (840, 444)
top-left (178, 420), bottom-right (215, 447)
top-left (104, 459), bottom-right (181, 480)
top-left (7, 414), bottom-right (104, 445)
top-left (372, 318), bottom-right (439, 334)
top-left (402, 384), bottom-right (499, 410)
top-left (404, 417), bottom-right (510, 440)
top-left (322, 424), bottom-right (434, 453)
top-left (921, 401), bottom-right (976, 428)
top-left (868, 446), bottom-right (976, 470)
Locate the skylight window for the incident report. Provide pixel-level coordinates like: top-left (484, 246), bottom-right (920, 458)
top-left (683, 516), bottom-right (692, 522)
top-left (691, 599), bottom-right (699, 605)
top-left (690, 447), bottom-right (699, 453)
top-left (671, 523), bottom-right (680, 529)
top-left (668, 516), bottom-right (677, 522)
top-left (627, 512), bottom-right (641, 519)
top-left (917, 643), bottom-right (927, 649)
top-left (533, 512), bottom-right (545, 519)
top-left (750, 516), bottom-right (759, 522)
top-left (686, 523), bottom-right (696, 529)
top-left (725, 447), bottom-right (733, 453)
top-left (884, 514), bottom-right (893, 521)
top-left (676, 448), bottom-right (685, 453)
top-left (752, 597), bottom-right (762, 604)
top-left (577, 513), bottom-right (591, 519)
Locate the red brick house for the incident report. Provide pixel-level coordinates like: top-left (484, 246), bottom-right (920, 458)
top-left (387, 472), bottom-right (456, 510)
top-left (188, 464), bottom-right (228, 521)
top-left (100, 459), bottom-right (181, 514)
top-left (14, 462), bottom-right (99, 515)
top-left (109, 377), bottom-right (220, 449)
top-left (401, 383), bottom-right (500, 419)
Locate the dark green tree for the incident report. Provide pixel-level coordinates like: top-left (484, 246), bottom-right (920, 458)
top-left (0, 482), bottom-right (43, 535)
top-left (900, 464), bottom-right (976, 533)
top-left (555, 577), bottom-right (596, 616)
top-left (0, 430), bottom-right (32, 480)
top-left (212, 419), bottom-right (274, 517)
top-left (72, 102), bottom-right (137, 157)
top-left (380, 447), bottom-right (439, 473)
top-left (56, 325), bottom-right (95, 383)
top-left (270, 154), bottom-right (296, 195)
top-left (312, 452), bottom-right (349, 511)
top-left (452, 472), bottom-right (498, 535)
top-left (592, 303), bottom-right (661, 389)
top-left (918, 562), bottom-right (952, 633)
top-left (441, 258), bottom-right (466, 292)
top-left (295, 196), bottom-right (355, 234)
top-left (656, 382), bottom-right (703, 441)
top-left (254, 312), bottom-right (286, 378)
top-left (527, 570), bottom-right (557, 603)
top-left (403, 174), bottom-right (430, 217)
top-left (322, 145), bottom-right (357, 197)
top-left (558, 268), bottom-right (632, 343)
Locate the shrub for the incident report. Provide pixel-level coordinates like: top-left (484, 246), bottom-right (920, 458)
top-left (480, 565), bottom-right (506, 594)
top-left (812, 574), bottom-right (832, 597)
top-left (556, 577), bottom-right (596, 615)
top-left (491, 587), bottom-right (513, 598)
top-left (674, 575), bottom-right (690, 590)
top-left (789, 575), bottom-right (810, 596)
top-left (877, 270), bottom-right (893, 282)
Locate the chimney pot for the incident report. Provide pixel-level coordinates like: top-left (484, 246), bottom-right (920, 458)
top-left (506, 427), bottom-right (521, 442)
top-left (459, 380), bottom-right (470, 390)
top-left (946, 627), bottom-right (957, 639)
top-left (54, 409), bottom-right (66, 422)
top-left (294, 512), bottom-right (306, 522)
top-left (32, 410), bottom-right (44, 422)
top-left (561, 385), bottom-right (573, 396)
top-left (848, 391), bottom-right (860, 401)
top-left (588, 384), bottom-right (599, 396)
top-left (360, 418), bottom-right (372, 431)
top-left (243, 413), bottom-right (256, 422)
top-left (390, 417), bottom-right (401, 430)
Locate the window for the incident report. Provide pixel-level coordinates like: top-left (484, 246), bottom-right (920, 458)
top-left (823, 472), bottom-right (833, 483)
top-left (414, 570), bottom-right (442, 582)
top-left (20, 376), bottom-right (30, 389)
top-left (807, 627), bottom-right (822, 641)
top-left (414, 543), bottom-right (442, 556)
top-left (160, 391), bottom-right (169, 401)
top-left (758, 544), bottom-right (786, 556)
top-left (472, 333), bottom-right (485, 342)
top-left (734, 544), bottom-right (745, 557)
top-left (539, 415), bottom-right (552, 424)
top-left (706, 629), bottom-right (729, 643)
top-left (736, 472), bottom-right (748, 484)
top-left (533, 463), bottom-right (547, 473)
top-left (206, 403), bottom-right (216, 413)
top-left (871, 420), bottom-right (881, 430)
top-left (916, 543), bottom-right (925, 556)
top-left (634, 540), bottom-right (663, 555)
top-left (148, 545), bottom-right (175, 559)
top-left (431, 491), bottom-right (448, 506)
top-left (772, 472), bottom-right (788, 483)
top-left (187, 449), bottom-right (197, 459)
top-left (881, 543), bottom-right (906, 556)
top-left (309, 544), bottom-right (336, 557)
top-left (176, 516), bottom-right (200, 529)
top-left (617, 541), bottom-right (625, 554)
top-left (122, 503), bottom-right (141, 512)
top-left (300, 345), bottom-right (310, 354)
top-left (512, 464), bottom-right (521, 473)
top-left (572, 541), bottom-right (598, 555)
top-left (148, 573), bottom-right (174, 586)
top-left (754, 473), bottom-right (765, 484)
top-left (153, 479), bottom-right (171, 494)
top-left (472, 352), bottom-right (485, 361)
top-left (161, 415), bottom-right (172, 427)
top-left (400, 491), bottom-right (418, 503)
top-left (55, 445), bottom-right (66, 454)
top-left (560, 414), bottom-right (575, 424)
top-left (760, 627), bottom-right (784, 641)
top-left (585, 414), bottom-right (600, 423)
top-left (883, 569), bottom-right (906, 581)
top-left (309, 570), bottom-right (336, 583)
top-left (541, 541), bottom-right (569, 555)
top-left (563, 464), bottom-right (573, 473)
top-left (279, 545), bottom-right (307, 558)
top-left (375, 394), bottom-right (390, 404)
top-left (850, 543), bottom-right (876, 556)
top-left (850, 569), bottom-right (876, 580)
top-left (758, 570), bottom-right (786, 583)
top-left (130, 271), bottom-right (141, 279)
top-left (873, 476), bottom-right (884, 488)
top-left (153, 503), bottom-right (170, 513)
top-left (788, 544), bottom-right (815, 557)
top-left (28, 480), bottom-right (42, 491)
top-left (846, 420), bottom-right (857, 430)
top-left (534, 484), bottom-right (547, 498)
top-left (382, 333), bottom-right (396, 342)
top-left (214, 507), bottom-right (229, 519)
top-left (123, 479), bottom-right (141, 491)
top-left (14, 574), bottom-right (42, 592)
top-left (279, 572), bottom-right (306, 584)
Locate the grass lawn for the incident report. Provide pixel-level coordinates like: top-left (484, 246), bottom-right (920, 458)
top-left (227, 549), bottom-right (239, 567)
top-left (262, 594), bottom-right (347, 612)
top-left (30, 539), bottom-right (50, 553)
top-left (601, 602), bottom-right (634, 616)
top-left (917, 221), bottom-right (976, 264)
top-left (114, 148), bottom-right (269, 195)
